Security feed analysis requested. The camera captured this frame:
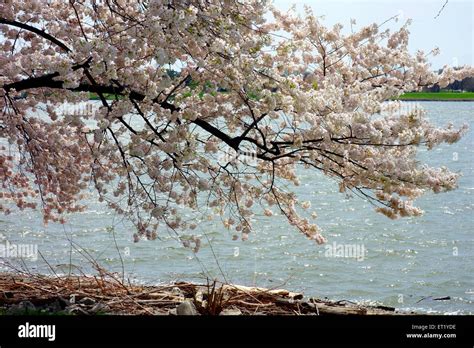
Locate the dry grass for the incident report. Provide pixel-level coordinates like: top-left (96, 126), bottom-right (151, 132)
top-left (0, 271), bottom-right (403, 315)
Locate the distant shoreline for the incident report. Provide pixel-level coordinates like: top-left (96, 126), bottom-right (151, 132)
top-left (395, 91), bottom-right (474, 102)
top-left (397, 99), bottom-right (474, 102)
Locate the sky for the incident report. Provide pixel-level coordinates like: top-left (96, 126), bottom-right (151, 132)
top-left (272, 0), bottom-right (473, 69)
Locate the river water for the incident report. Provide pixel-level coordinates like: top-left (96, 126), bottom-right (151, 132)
top-left (1, 101), bottom-right (473, 314)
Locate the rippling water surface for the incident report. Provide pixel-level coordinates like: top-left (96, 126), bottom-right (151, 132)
top-left (1, 101), bottom-right (473, 314)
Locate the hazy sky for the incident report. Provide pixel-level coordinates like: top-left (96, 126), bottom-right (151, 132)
top-left (272, 0), bottom-right (473, 69)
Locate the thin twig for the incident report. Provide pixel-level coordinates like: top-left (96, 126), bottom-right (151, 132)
top-left (434, 0), bottom-right (449, 19)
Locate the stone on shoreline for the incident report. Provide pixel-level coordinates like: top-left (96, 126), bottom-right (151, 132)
top-left (79, 297), bottom-right (96, 306)
top-left (6, 300), bottom-right (36, 314)
top-left (220, 307), bottom-right (242, 315)
top-left (176, 301), bottom-right (198, 315)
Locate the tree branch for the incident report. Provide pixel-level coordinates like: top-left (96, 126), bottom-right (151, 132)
top-left (0, 17), bottom-right (71, 52)
top-left (434, 0), bottom-right (449, 19)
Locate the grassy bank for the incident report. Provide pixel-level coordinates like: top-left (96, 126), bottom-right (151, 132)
top-left (0, 272), bottom-right (404, 316)
top-left (89, 93), bottom-right (122, 100)
top-left (397, 92), bottom-right (474, 101)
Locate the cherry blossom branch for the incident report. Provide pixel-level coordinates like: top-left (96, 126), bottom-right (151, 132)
top-left (0, 17), bottom-right (71, 52)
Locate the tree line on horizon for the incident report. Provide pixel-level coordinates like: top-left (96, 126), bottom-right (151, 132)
top-left (423, 68), bottom-right (474, 92)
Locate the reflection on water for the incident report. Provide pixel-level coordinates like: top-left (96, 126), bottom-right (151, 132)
top-left (1, 101), bottom-right (473, 314)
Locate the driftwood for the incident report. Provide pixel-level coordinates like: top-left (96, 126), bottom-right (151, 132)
top-left (0, 272), bottom-right (406, 315)
top-left (221, 284), bottom-right (304, 299)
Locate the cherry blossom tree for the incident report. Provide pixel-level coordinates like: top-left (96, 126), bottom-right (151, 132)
top-left (1, 0), bottom-right (472, 247)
